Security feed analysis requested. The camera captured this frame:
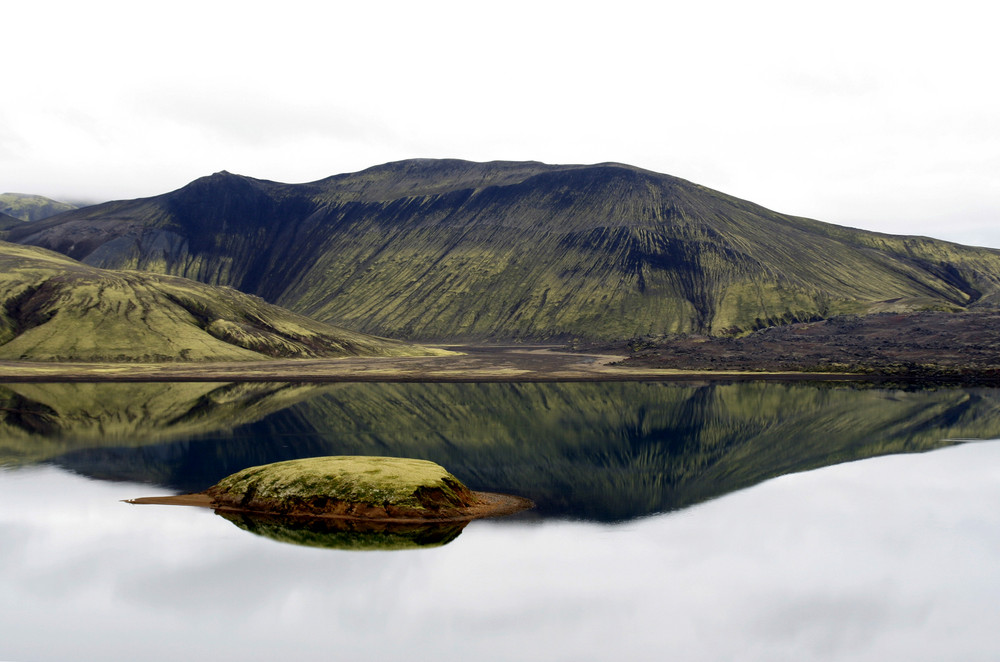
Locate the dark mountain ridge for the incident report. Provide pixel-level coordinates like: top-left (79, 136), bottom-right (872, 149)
top-left (9, 159), bottom-right (1000, 341)
top-left (0, 211), bottom-right (23, 230)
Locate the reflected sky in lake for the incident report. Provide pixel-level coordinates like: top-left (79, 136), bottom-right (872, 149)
top-left (2, 440), bottom-right (999, 662)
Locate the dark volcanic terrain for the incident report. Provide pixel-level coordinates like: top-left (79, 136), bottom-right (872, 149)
top-left (613, 311), bottom-right (1000, 380)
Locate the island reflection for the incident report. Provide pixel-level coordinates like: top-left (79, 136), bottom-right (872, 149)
top-left (217, 510), bottom-right (469, 551)
top-left (3, 380), bottom-right (1000, 521)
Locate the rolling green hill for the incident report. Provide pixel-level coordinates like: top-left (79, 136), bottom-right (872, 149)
top-left (10, 160), bottom-right (1000, 340)
top-left (0, 192), bottom-right (77, 221)
top-left (0, 241), bottom-right (442, 361)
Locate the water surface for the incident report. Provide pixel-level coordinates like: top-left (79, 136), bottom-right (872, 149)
top-left (1, 381), bottom-right (998, 660)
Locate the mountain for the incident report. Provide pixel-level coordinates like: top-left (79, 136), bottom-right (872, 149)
top-left (9, 159), bottom-right (1000, 341)
top-left (0, 192), bottom-right (77, 221)
top-left (0, 241), bottom-right (442, 361)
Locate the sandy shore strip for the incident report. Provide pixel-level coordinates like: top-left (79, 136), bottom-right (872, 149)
top-left (0, 346), bottom-right (866, 383)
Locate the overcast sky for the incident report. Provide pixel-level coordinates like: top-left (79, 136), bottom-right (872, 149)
top-left (4, 0), bottom-right (998, 246)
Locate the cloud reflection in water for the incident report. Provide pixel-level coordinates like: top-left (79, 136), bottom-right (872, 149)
top-left (1, 441), bottom-right (999, 661)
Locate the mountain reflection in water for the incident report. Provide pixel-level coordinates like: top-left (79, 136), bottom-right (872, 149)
top-left (3, 381), bottom-right (999, 521)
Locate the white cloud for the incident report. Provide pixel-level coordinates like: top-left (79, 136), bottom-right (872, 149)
top-left (3, 0), bottom-right (997, 244)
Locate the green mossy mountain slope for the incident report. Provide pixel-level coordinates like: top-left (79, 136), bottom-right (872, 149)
top-left (11, 159), bottom-right (1000, 340)
top-left (0, 242), bottom-right (441, 361)
top-left (0, 192), bottom-right (77, 222)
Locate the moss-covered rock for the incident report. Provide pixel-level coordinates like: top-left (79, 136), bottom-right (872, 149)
top-left (206, 456), bottom-right (486, 520)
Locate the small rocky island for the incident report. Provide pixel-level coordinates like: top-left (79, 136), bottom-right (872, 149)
top-left (128, 455), bottom-right (533, 522)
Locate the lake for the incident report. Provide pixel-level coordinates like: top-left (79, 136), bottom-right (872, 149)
top-left (1, 380), bottom-right (999, 661)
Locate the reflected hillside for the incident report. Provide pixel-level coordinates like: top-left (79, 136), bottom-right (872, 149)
top-left (12, 381), bottom-right (1000, 520)
top-left (270, 382), bottom-right (1000, 520)
top-left (0, 382), bottom-right (326, 465)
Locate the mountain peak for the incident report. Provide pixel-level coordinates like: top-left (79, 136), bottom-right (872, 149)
top-left (173, 171), bottom-right (291, 203)
top-left (194, 170), bottom-right (251, 185)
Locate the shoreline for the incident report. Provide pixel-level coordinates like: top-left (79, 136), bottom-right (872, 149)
top-left (0, 347), bottom-right (875, 384)
top-left (0, 360), bottom-right (872, 384)
top-left (0, 346), bottom-right (995, 385)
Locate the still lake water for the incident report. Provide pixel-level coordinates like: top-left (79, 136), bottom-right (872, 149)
top-left (1, 380), bottom-right (999, 661)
